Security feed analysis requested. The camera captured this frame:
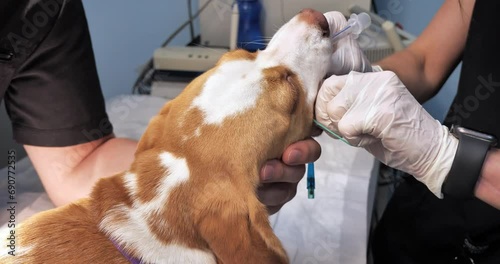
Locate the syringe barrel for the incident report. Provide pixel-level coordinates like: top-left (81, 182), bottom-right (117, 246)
top-left (331, 12), bottom-right (371, 43)
top-left (349, 13), bottom-right (371, 35)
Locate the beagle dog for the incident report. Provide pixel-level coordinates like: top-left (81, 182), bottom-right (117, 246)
top-left (1, 9), bottom-right (335, 264)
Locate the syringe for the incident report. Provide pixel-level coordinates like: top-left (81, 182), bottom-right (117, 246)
top-left (331, 12), bottom-right (371, 43)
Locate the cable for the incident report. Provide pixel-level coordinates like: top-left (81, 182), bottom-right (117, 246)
top-left (188, 0), bottom-right (195, 40)
top-left (132, 0), bottom-right (215, 94)
top-left (371, 0), bottom-right (378, 14)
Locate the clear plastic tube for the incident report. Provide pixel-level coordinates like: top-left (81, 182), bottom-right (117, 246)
top-left (331, 12), bottom-right (371, 43)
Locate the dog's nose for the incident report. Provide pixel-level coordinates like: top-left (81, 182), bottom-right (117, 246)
top-left (299, 9), bottom-right (330, 37)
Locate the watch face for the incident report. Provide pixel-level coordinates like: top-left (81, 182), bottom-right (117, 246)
top-left (456, 126), bottom-right (498, 146)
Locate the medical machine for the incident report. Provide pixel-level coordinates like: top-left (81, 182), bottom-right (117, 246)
top-left (148, 0), bottom-right (415, 102)
top-left (199, 0), bottom-right (371, 47)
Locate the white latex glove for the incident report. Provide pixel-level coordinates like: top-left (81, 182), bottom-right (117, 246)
top-left (315, 71), bottom-right (458, 197)
top-left (323, 11), bottom-right (372, 74)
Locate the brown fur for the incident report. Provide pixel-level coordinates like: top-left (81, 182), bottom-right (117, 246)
top-left (0, 15), bottom-right (325, 263)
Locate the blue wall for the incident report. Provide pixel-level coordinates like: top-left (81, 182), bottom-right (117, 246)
top-left (82, 0), bottom-right (459, 121)
top-left (373, 0), bottom-right (460, 121)
top-left (82, 0), bottom-right (199, 99)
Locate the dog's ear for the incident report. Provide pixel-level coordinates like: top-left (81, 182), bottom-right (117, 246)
top-left (247, 195), bottom-right (289, 263)
top-left (198, 195), bottom-right (288, 264)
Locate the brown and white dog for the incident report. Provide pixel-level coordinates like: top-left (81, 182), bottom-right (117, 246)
top-left (1, 9), bottom-right (335, 264)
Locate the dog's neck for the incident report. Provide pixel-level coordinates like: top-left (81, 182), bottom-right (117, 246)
top-left (89, 86), bottom-right (307, 261)
top-left (89, 146), bottom-right (263, 262)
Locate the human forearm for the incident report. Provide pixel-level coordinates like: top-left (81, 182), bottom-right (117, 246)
top-left (376, 49), bottom-right (436, 102)
top-left (25, 136), bottom-right (137, 206)
top-left (376, 0), bottom-right (473, 103)
top-left (475, 148), bottom-right (500, 209)
top-left (64, 137), bottom-right (137, 203)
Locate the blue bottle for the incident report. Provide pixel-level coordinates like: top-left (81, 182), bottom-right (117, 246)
top-left (236, 0), bottom-right (266, 52)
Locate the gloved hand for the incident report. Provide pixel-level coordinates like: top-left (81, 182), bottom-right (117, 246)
top-left (323, 11), bottom-right (372, 74)
top-left (315, 71), bottom-right (458, 197)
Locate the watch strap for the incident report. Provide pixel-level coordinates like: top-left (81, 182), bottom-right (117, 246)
top-left (442, 133), bottom-right (491, 199)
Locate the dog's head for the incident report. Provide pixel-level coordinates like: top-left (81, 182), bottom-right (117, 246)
top-left (91, 9), bottom-right (337, 264)
top-left (137, 9), bottom-right (333, 178)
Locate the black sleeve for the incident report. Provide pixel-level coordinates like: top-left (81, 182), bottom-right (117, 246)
top-left (4, 0), bottom-right (113, 147)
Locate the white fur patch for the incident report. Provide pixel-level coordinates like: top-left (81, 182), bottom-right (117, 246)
top-left (101, 205), bottom-right (216, 264)
top-left (0, 225), bottom-right (32, 259)
top-left (123, 172), bottom-right (138, 197)
top-left (0, 241), bottom-right (32, 260)
top-left (13, 245), bottom-right (33, 257)
top-left (102, 152), bottom-right (215, 263)
top-left (191, 60), bottom-right (262, 125)
top-left (259, 14), bottom-right (333, 107)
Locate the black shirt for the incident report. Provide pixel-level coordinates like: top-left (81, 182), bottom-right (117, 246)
top-left (444, 1), bottom-right (500, 139)
top-left (0, 0), bottom-right (112, 147)
top-left (374, 1), bottom-right (500, 262)
top-left (443, 0), bottom-right (500, 245)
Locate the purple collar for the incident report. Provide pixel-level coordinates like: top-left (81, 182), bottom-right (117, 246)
top-left (111, 239), bottom-right (143, 264)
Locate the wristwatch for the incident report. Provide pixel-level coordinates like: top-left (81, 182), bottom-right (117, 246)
top-left (442, 125), bottom-right (497, 199)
